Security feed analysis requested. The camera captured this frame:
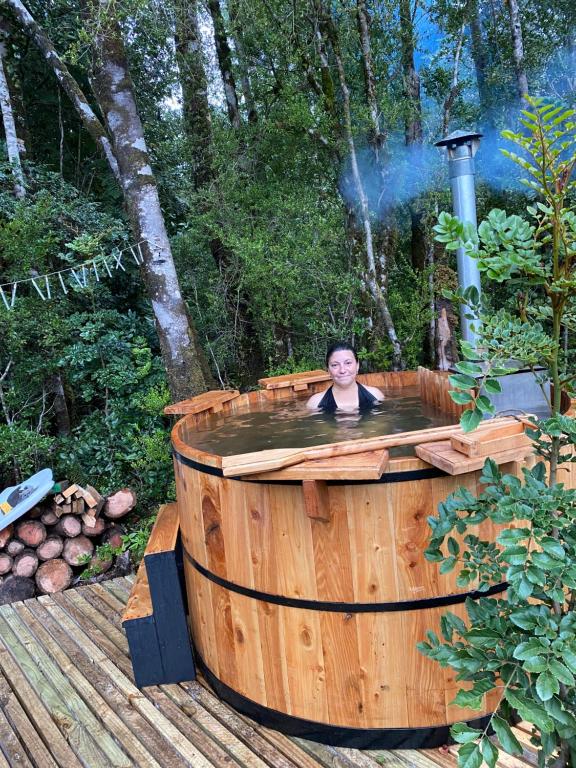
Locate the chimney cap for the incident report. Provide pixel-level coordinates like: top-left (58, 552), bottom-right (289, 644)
top-left (434, 129), bottom-right (483, 148)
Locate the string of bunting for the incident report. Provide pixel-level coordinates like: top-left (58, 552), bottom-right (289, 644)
top-left (0, 242), bottom-right (145, 311)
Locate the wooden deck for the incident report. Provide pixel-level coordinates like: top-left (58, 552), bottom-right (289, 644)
top-left (0, 576), bottom-right (536, 768)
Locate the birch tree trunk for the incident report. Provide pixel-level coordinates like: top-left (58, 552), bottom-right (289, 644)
top-left (89, 12), bottom-right (212, 399)
top-left (505, 0), bottom-right (529, 103)
top-left (441, 24), bottom-right (465, 136)
top-left (320, 7), bottom-right (404, 369)
top-left (468, 0), bottom-right (493, 127)
top-left (356, 0), bottom-right (385, 157)
top-left (399, 0), bottom-right (422, 145)
top-left (206, 0), bottom-right (241, 128)
top-left (0, 39), bottom-right (25, 198)
top-left (4, 0), bottom-right (121, 185)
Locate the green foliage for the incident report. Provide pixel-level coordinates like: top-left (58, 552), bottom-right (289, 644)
top-left (0, 168), bottom-right (172, 514)
top-left (77, 542), bottom-right (124, 579)
top-left (122, 514), bottom-right (156, 563)
top-left (423, 99), bottom-right (576, 767)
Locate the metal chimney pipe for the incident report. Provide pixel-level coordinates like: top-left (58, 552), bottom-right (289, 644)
top-left (434, 130), bottom-right (483, 348)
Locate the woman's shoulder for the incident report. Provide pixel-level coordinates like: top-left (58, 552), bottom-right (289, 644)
top-left (362, 384), bottom-right (385, 401)
top-left (306, 390), bottom-right (325, 409)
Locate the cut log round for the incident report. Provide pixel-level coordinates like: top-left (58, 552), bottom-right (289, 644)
top-left (15, 520), bottom-right (47, 548)
top-left (0, 575), bottom-right (35, 605)
top-left (36, 536), bottom-right (64, 561)
top-left (0, 552), bottom-right (13, 575)
top-left (13, 549), bottom-right (39, 578)
top-left (6, 539), bottom-right (25, 556)
top-left (40, 509), bottom-right (59, 526)
top-left (0, 525), bottom-right (13, 548)
top-left (35, 559), bottom-right (72, 594)
top-left (100, 524), bottom-right (125, 550)
top-left (53, 515), bottom-right (82, 538)
top-left (81, 517), bottom-right (106, 537)
top-left (103, 489), bottom-right (136, 519)
top-left (62, 536), bottom-right (94, 567)
top-left (26, 506), bottom-right (43, 519)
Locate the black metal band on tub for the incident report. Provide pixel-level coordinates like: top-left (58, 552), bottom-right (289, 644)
top-left (184, 548), bottom-right (506, 613)
top-left (194, 653), bottom-right (492, 749)
top-left (173, 449), bottom-right (448, 484)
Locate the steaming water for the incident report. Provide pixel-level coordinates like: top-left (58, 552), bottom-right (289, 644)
top-left (180, 386), bottom-right (456, 457)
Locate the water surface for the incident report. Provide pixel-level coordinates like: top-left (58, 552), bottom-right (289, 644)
top-left (180, 386), bottom-right (456, 457)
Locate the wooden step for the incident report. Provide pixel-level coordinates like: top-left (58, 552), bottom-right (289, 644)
top-left (122, 503), bottom-right (195, 687)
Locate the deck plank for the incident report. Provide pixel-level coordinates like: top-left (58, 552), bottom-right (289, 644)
top-left (23, 597), bottom-right (192, 768)
top-left (0, 674), bottom-right (59, 768)
top-left (13, 600), bottom-right (160, 768)
top-left (1, 604), bottom-right (131, 768)
top-left (35, 597), bottom-right (220, 768)
top-left (0, 610), bottom-right (86, 768)
top-left (0, 577), bottom-right (539, 768)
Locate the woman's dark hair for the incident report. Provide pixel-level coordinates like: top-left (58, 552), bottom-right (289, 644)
top-left (325, 342), bottom-right (358, 367)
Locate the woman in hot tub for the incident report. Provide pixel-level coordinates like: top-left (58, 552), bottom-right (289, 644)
top-left (306, 342), bottom-right (385, 412)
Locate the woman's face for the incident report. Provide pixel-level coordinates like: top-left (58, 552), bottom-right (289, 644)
top-left (328, 349), bottom-right (359, 386)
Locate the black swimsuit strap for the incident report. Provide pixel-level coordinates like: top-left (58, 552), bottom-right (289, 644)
top-left (317, 383), bottom-right (378, 412)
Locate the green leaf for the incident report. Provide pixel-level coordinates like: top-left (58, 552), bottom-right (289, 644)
top-left (457, 361), bottom-right (483, 376)
top-left (461, 409), bottom-right (482, 433)
top-left (457, 742), bottom-right (483, 768)
top-left (479, 737), bottom-right (499, 768)
top-left (475, 395), bottom-right (495, 415)
top-left (450, 373), bottom-right (478, 390)
top-left (523, 656), bottom-right (548, 673)
top-left (513, 640), bottom-right (546, 660)
top-left (540, 537), bottom-right (565, 560)
top-left (448, 537), bottom-right (460, 556)
top-left (452, 723), bottom-right (483, 744)
top-left (466, 628), bottom-right (502, 648)
top-left (536, 670), bottom-right (559, 701)
top-left (505, 689), bottom-right (555, 732)
top-left (491, 715), bottom-right (523, 755)
top-left (483, 379), bottom-right (502, 395)
top-left (547, 658), bottom-right (575, 686)
top-left (451, 391), bottom-right (474, 405)
top-left (563, 648), bottom-right (576, 674)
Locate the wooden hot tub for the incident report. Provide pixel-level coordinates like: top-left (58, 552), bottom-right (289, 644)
top-left (171, 369), bottom-right (532, 748)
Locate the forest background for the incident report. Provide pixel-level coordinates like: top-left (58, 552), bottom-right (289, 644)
top-left (0, 0), bottom-right (574, 529)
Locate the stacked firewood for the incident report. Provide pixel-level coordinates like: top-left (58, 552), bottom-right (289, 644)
top-left (0, 483), bottom-right (136, 605)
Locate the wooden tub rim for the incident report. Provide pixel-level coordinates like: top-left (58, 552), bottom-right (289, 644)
top-left (171, 369), bottom-right (458, 478)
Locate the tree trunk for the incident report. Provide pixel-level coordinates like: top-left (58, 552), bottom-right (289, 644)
top-left (399, 0), bottom-right (422, 145)
top-left (4, 0), bottom-right (121, 184)
top-left (206, 0), bottom-right (241, 128)
top-left (0, 38), bottom-right (25, 198)
top-left (45, 372), bottom-right (70, 436)
top-left (174, 0), bottom-right (214, 189)
top-left (356, 0), bottom-right (385, 157)
top-left (320, 7), bottom-right (404, 369)
top-left (89, 12), bottom-right (213, 400)
top-left (505, 0), bottom-right (529, 103)
top-left (441, 24), bottom-right (465, 136)
top-left (229, 0), bottom-right (257, 124)
top-left (468, 0), bottom-right (493, 127)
